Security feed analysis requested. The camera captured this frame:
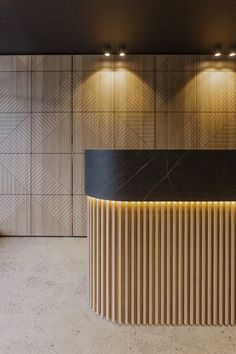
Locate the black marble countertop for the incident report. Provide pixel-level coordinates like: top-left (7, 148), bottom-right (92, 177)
top-left (85, 150), bottom-right (236, 201)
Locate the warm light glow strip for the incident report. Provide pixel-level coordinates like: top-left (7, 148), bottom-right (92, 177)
top-left (88, 197), bottom-right (236, 325)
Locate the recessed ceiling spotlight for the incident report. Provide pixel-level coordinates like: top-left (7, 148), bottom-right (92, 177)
top-left (104, 46), bottom-right (111, 57)
top-left (119, 51), bottom-right (125, 57)
top-left (214, 51), bottom-right (222, 57)
top-left (229, 51), bottom-right (236, 57)
top-left (213, 46), bottom-right (222, 57)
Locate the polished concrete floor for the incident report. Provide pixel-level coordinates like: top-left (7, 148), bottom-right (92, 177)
top-left (0, 238), bottom-right (236, 354)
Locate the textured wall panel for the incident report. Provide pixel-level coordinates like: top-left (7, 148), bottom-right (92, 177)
top-left (196, 112), bottom-right (236, 149)
top-left (73, 112), bottom-right (114, 152)
top-left (156, 71), bottom-right (196, 112)
top-left (73, 71), bottom-right (114, 112)
top-left (197, 71), bottom-right (236, 112)
top-left (156, 112), bottom-right (197, 149)
top-left (73, 55), bottom-right (114, 71)
top-left (0, 56), bottom-right (31, 72)
top-left (31, 154), bottom-right (72, 195)
top-left (115, 71), bottom-right (155, 112)
top-left (32, 55), bottom-right (71, 72)
top-left (114, 112), bottom-right (155, 149)
top-left (156, 55), bottom-right (196, 71)
top-left (32, 72), bottom-right (71, 112)
top-left (0, 113), bottom-right (31, 153)
top-left (31, 113), bottom-right (71, 153)
top-left (115, 55), bottom-right (156, 71)
top-left (0, 55), bottom-right (236, 236)
top-left (31, 195), bottom-right (72, 236)
top-left (0, 72), bottom-right (31, 113)
top-left (0, 154), bottom-right (30, 194)
top-left (0, 195), bottom-right (30, 236)
top-left (73, 154), bottom-right (84, 195)
top-left (73, 195), bottom-right (87, 236)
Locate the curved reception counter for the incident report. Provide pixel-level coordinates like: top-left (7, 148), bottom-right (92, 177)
top-left (85, 150), bottom-right (236, 325)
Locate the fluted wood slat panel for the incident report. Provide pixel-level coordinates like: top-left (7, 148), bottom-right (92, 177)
top-left (88, 197), bottom-right (236, 325)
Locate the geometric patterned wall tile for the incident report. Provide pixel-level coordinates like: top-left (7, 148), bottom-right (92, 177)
top-left (31, 154), bottom-right (72, 195)
top-left (156, 112), bottom-right (197, 149)
top-left (114, 112), bottom-right (155, 149)
top-left (73, 195), bottom-right (87, 236)
top-left (31, 195), bottom-right (72, 236)
top-left (155, 55), bottom-right (168, 71)
top-left (156, 70), bottom-right (196, 112)
top-left (32, 55), bottom-right (71, 71)
top-left (73, 55), bottom-right (114, 71)
top-left (32, 72), bottom-right (71, 112)
top-left (114, 71), bottom-right (155, 111)
top-left (31, 113), bottom-right (72, 153)
top-left (0, 72), bottom-right (31, 112)
top-left (156, 55), bottom-right (196, 71)
top-left (73, 71), bottom-right (114, 112)
top-left (114, 55), bottom-right (156, 71)
top-left (0, 195), bottom-right (30, 236)
top-left (0, 154), bottom-right (30, 194)
top-left (0, 56), bottom-right (31, 71)
top-left (196, 71), bottom-right (236, 112)
top-left (196, 112), bottom-right (236, 149)
top-left (0, 113), bottom-right (31, 153)
top-left (207, 113), bottom-right (236, 149)
top-left (73, 112), bottom-right (114, 152)
top-left (73, 154), bottom-right (84, 194)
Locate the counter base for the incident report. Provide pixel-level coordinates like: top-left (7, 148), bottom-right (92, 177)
top-left (88, 197), bottom-right (236, 325)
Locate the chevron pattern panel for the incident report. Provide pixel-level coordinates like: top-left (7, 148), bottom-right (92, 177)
top-left (0, 55), bottom-right (236, 236)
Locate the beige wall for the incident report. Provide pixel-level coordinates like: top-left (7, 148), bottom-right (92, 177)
top-left (0, 55), bottom-right (235, 236)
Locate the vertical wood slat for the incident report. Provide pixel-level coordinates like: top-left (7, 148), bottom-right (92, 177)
top-left (213, 202), bottom-right (218, 325)
top-left (143, 202), bottom-right (148, 324)
top-left (161, 202), bottom-right (166, 324)
top-left (100, 199), bottom-right (106, 317)
top-left (92, 198), bottom-right (96, 311)
top-left (201, 202), bottom-right (206, 325)
top-left (231, 203), bottom-right (235, 325)
top-left (184, 202), bottom-right (189, 325)
top-left (178, 202), bottom-right (183, 324)
top-left (137, 202), bottom-right (142, 324)
top-left (207, 202), bottom-right (212, 325)
top-left (225, 202), bottom-right (230, 325)
top-left (106, 200), bottom-right (111, 320)
top-left (124, 202), bottom-right (130, 324)
top-left (96, 198), bottom-right (101, 315)
top-left (88, 197), bottom-right (236, 325)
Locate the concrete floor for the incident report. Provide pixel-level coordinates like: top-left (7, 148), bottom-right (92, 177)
top-left (0, 238), bottom-right (236, 354)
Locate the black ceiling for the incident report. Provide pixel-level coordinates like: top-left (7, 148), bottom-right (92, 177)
top-left (0, 0), bottom-right (236, 54)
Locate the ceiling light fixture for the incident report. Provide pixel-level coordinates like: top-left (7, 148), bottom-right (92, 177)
top-left (104, 46), bottom-right (111, 57)
top-left (229, 51), bottom-right (236, 57)
top-left (213, 45), bottom-right (222, 57)
top-left (214, 51), bottom-right (222, 57)
top-left (119, 51), bottom-right (125, 57)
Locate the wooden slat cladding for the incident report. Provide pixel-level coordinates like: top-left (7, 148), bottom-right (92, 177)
top-left (88, 197), bottom-right (236, 325)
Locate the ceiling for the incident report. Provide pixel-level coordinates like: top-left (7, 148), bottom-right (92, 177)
top-left (0, 0), bottom-right (235, 54)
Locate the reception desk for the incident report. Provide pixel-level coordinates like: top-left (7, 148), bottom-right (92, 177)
top-left (85, 150), bottom-right (236, 325)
